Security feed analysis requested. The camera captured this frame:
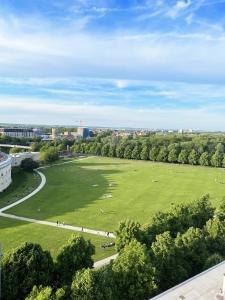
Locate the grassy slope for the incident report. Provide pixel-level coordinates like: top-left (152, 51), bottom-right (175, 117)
top-left (0, 168), bottom-right (41, 208)
top-left (6, 157), bottom-right (225, 231)
top-left (0, 217), bottom-right (115, 261)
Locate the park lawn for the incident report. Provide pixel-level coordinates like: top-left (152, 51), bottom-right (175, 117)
top-left (6, 157), bottom-right (225, 232)
top-left (0, 168), bottom-right (41, 209)
top-left (0, 217), bottom-right (115, 261)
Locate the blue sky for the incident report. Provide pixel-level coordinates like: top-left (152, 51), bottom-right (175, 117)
top-left (1, 0), bottom-right (225, 129)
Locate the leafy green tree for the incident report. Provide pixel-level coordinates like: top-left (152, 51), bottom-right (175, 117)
top-left (101, 144), bottom-right (110, 157)
top-left (211, 151), bottom-right (223, 167)
top-left (204, 218), bottom-right (225, 256)
top-left (2, 243), bottom-right (54, 300)
top-left (71, 267), bottom-right (113, 300)
top-left (108, 145), bottom-right (116, 157)
top-left (26, 286), bottom-right (65, 300)
top-left (40, 147), bottom-right (59, 163)
top-left (149, 147), bottom-right (158, 161)
top-left (178, 149), bottom-right (189, 164)
top-left (116, 145), bottom-right (124, 158)
top-left (112, 240), bottom-right (156, 300)
top-left (140, 145), bottom-right (149, 160)
top-left (199, 152), bottom-right (209, 166)
top-left (157, 147), bottom-right (168, 162)
top-left (56, 235), bottom-right (95, 285)
top-left (216, 143), bottom-right (224, 154)
top-left (131, 144), bottom-right (141, 160)
top-left (176, 227), bottom-right (209, 276)
top-left (203, 253), bottom-right (224, 270)
top-left (168, 148), bottom-right (178, 163)
top-left (188, 149), bottom-right (198, 165)
top-left (115, 219), bottom-right (144, 252)
top-left (124, 145), bottom-right (132, 159)
top-left (9, 147), bottom-right (22, 153)
top-left (21, 158), bottom-right (39, 172)
top-left (151, 232), bottom-right (188, 291)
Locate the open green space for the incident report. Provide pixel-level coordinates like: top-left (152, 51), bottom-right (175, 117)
top-left (0, 168), bottom-right (40, 209)
top-left (6, 157), bottom-right (225, 232)
top-left (0, 217), bottom-right (115, 261)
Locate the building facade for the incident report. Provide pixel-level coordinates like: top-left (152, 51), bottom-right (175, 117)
top-left (0, 152), bottom-right (12, 192)
top-left (0, 128), bottom-right (35, 138)
top-left (77, 127), bottom-right (90, 138)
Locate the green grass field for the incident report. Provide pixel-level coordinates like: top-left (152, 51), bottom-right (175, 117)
top-left (0, 168), bottom-right (40, 209)
top-left (2, 157), bottom-right (225, 259)
top-left (0, 217), bottom-right (115, 261)
top-left (6, 157), bottom-right (225, 231)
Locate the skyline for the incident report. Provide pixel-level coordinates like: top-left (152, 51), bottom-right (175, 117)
top-left (1, 1), bottom-right (225, 129)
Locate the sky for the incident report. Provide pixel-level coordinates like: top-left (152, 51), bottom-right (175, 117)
top-left (1, 0), bottom-right (225, 130)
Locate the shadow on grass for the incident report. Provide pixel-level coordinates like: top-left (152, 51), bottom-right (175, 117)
top-left (0, 168), bottom-right (40, 209)
top-left (1, 161), bottom-right (123, 230)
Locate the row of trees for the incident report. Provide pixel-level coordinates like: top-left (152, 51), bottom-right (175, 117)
top-left (72, 133), bottom-right (225, 168)
top-left (115, 195), bottom-right (225, 292)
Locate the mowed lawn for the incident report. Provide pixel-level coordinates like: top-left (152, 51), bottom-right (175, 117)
top-left (0, 217), bottom-right (115, 261)
top-left (5, 157), bottom-right (225, 232)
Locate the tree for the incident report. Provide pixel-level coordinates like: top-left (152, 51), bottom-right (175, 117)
top-left (124, 145), bottom-right (132, 159)
top-left (168, 148), bottom-right (178, 163)
top-left (131, 144), bottom-right (141, 160)
top-left (21, 158), bottom-right (39, 172)
top-left (9, 147), bottom-right (22, 154)
top-left (40, 147), bottom-right (59, 164)
top-left (116, 145), bottom-right (124, 159)
top-left (71, 267), bottom-right (113, 300)
top-left (101, 144), bottom-right (110, 157)
top-left (188, 149), bottom-right (198, 165)
top-left (199, 152), bottom-right (209, 166)
top-left (112, 240), bottom-right (156, 300)
top-left (203, 253), bottom-right (224, 270)
top-left (2, 243), bottom-right (54, 300)
top-left (157, 147), bottom-right (168, 162)
top-left (149, 147), bottom-right (158, 161)
top-left (26, 286), bottom-right (65, 300)
top-left (140, 145), bottom-right (149, 160)
top-left (115, 219), bottom-right (143, 252)
top-left (211, 151), bottom-right (223, 167)
top-left (178, 149), bottom-right (189, 164)
top-left (56, 235), bottom-right (95, 285)
top-left (151, 232), bottom-right (189, 290)
top-left (108, 145), bottom-right (116, 157)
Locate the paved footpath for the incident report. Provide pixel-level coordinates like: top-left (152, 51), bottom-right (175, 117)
top-left (0, 212), bottom-right (115, 238)
top-left (93, 254), bottom-right (118, 268)
top-left (0, 156), bottom-right (118, 266)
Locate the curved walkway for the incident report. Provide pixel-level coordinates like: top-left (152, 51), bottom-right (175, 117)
top-left (0, 156), bottom-right (116, 239)
top-left (0, 170), bottom-right (46, 213)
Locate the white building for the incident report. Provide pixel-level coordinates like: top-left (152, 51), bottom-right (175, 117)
top-left (10, 152), bottom-right (39, 167)
top-left (0, 152), bottom-right (12, 192)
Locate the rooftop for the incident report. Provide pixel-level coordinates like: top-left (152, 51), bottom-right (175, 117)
top-left (150, 261), bottom-right (225, 300)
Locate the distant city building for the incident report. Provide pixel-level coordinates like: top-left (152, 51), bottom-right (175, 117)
top-left (77, 127), bottom-right (90, 138)
top-left (51, 128), bottom-right (58, 140)
top-left (0, 128), bottom-right (35, 138)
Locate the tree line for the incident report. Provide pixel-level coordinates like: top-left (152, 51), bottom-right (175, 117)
top-left (2, 195), bottom-right (225, 300)
top-left (72, 133), bottom-right (225, 168)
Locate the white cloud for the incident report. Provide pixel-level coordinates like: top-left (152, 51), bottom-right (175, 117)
top-left (167, 0), bottom-right (192, 18)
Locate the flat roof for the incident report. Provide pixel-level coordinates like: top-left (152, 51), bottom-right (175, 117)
top-left (150, 261), bottom-right (225, 300)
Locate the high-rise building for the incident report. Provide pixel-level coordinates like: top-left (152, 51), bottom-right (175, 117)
top-left (77, 127), bottom-right (89, 138)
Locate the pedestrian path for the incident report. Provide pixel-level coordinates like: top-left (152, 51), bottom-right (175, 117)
top-left (0, 170), bottom-right (46, 213)
top-left (94, 254), bottom-right (118, 268)
top-left (0, 212), bottom-right (116, 238)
